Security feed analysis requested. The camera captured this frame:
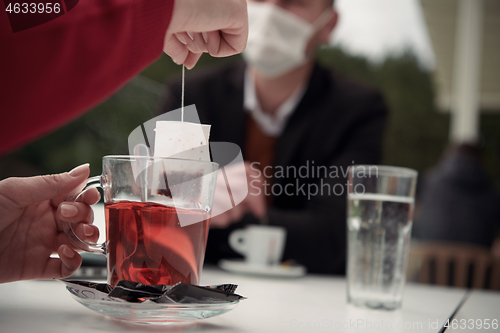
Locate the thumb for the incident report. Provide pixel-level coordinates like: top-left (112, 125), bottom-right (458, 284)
top-left (1, 164), bottom-right (90, 207)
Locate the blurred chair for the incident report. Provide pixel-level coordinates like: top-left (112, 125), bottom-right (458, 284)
top-left (408, 241), bottom-right (500, 290)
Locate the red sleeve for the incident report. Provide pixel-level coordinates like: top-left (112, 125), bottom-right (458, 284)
top-left (0, 0), bottom-right (175, 155)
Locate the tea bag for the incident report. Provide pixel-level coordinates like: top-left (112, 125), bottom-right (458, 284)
top-left (152, 121), bottom-right (213, 227)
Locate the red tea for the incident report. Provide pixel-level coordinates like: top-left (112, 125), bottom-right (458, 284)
top-left (105, 201), bottom-right (210, 287)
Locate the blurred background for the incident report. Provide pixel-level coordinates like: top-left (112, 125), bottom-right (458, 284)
top-left (2, 0), bottom-right (499, 288)
top-left (2, 0), bottom-right (499, 190)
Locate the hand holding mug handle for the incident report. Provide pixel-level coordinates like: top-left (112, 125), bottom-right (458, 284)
top-left (61, 176), bottom-right (105, 254)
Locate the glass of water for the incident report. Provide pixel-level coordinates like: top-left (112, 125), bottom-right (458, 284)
top-left (346, 165), bottom-right (417, 310)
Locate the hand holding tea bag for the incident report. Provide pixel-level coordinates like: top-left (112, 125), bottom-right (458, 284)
top-left (164, 0), bottom-right (249, 69)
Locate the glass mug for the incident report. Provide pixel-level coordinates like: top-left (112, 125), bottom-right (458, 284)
top-left (62, 156), bottom-right (218, 287)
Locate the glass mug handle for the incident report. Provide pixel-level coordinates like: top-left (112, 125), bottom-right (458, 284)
top-left (61, 176), bottom-right (105, 254)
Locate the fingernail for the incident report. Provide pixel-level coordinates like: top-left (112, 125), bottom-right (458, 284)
top-left (61, 203), bottom-right (78, 218)
top-left (63, 246), bottom-right (75, 259)
top-left (69, 163), bottom-right (89, 177)
top-left (192, 41), bottom-right (201, 53)
top-left (202, 32), bottom-right (208, 43)
top-left (175, 33), bottom-right (187, 45)
top-left (186, 31), bottom-right (194, 40)
top-left (83, 224), bottom-right (94, 237)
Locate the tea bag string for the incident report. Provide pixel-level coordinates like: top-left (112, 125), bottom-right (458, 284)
top-left (181, 64), bottom-right (185, 122)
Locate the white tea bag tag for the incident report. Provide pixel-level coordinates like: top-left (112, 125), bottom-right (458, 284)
top-left (154, 121), bottom-right (211, 161)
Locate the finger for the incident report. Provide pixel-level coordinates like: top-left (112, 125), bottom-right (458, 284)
top-left (50, 174), bottom-right (93, 208)
top-left (206, 30), bottom-right (222, 57)
top-left (57, 202), bottom-right (94, 224)
top-left (164, 33), bottom-right (205, 69)
top-left (184, 52), bottom-right (203, 70)
top-left (54, 222), bottom-right (100, 251)
top-left (0, 164), bottom-right (90, 207)
top-left (42, 245), bottom-right (82, 279)
top-left (189, 32), bottom-right (209, 53)
top-left (174, 32), bottom-right (198, 54)
top-left (219, 23), bottom-right (249, 56)
top-left (74, 222), bottom-right (100, 244)
top-left (163, 34), bottom-right (189, 65)
top-left (175, 32), bottom-right (205, 54)
top-left (58, 244), bottom-right (82, 278)
top-left (76, 188), bottom-right (101, 205)
top-left (207, 28), bottom-right (247, 58)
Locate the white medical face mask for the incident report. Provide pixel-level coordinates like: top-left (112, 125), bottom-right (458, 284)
top-left (243, 2), bottom-right (330, 78)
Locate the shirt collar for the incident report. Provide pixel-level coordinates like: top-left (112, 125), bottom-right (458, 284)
top-left (244, 70), bottom-right (307, 137)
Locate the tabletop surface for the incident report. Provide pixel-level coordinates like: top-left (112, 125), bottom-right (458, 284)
top-left (1, 267), bottom-right (499, 333)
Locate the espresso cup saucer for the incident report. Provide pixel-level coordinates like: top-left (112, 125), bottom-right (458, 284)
top-left (218, 259), bottom-right (307, 278)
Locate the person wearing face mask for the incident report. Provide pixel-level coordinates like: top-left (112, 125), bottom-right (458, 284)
top-left (159, 0), bottom-right (387, 275)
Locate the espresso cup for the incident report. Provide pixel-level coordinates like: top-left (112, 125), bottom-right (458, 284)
top-left (229, 225), bottom-right (287, 266)
top-left (62, 156), bottom-right (218, 287)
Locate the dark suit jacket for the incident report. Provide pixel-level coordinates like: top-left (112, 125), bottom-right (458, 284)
top-left (159, 60), bottom-right (387, 274)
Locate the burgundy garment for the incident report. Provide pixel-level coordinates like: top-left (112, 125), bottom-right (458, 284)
top-left (0, 0), bottom-right (174, 155)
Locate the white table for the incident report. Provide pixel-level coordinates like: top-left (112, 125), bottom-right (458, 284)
top-left (1, 267), bottom-right (498, 333)
top-left (446, 290), bottom-right (500, 332)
